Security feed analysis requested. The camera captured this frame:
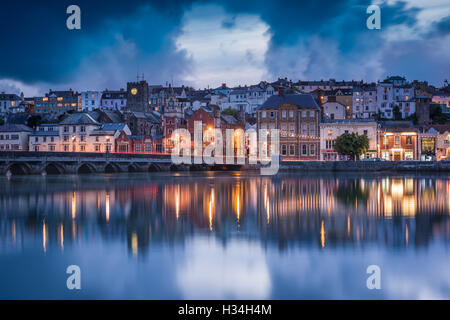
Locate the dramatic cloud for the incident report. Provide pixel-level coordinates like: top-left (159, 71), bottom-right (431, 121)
top-left (0, 0), bottom-right (449, 95)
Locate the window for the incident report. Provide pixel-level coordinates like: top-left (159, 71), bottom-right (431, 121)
top-left (302, 110), bottom-right (307, 118)
top-left (289, 145), bottom-right (295, 155)
top-left (135, 145), bottom-right (141, 152)
top-left (395, 135), bottom-right (400, 145)
top-left (262, 111), bottom-right (266, 118)
top-left (310, 125), bottom-right (315, 136)
top-left (302, 145), bottom-right (307, 155)
top-left (289, 111), bottom-right (294, 118)
top-left (270, 111), bottom-right (275, 118)
top-left (281, 144), bottom-right (287, 155)
top-left (64, 126), bottom-right (69, 133)
top-left (80, 126), bottom-right (85, 132)
top-left (383, 135), bottom-right (389, 145)
top-left (302, 125), bottom-right (307, 136)
top-left (289, 124), bottom-right (295, 137)
top-left (95, 145), bottom-right (100, 152)
top-left (80, 145), bottom-right (85, 152)
top-left (310, 144), bottom-right (315, 155)
top-left (406, 136), bottom-right (412, 145)
top-left (145, 144), bottom-right (152, 152)
top-left (363, 130), bottom-right (368, 135)
top-left (281, 124), bottom-right (287, 137)
top-left (282, 111), bottom-right (286, 118)
top-left (328, 130), bottom-right (332, 136)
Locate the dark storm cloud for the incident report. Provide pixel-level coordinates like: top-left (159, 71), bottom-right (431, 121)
top-left (0, 0), bottom-right (448, 90)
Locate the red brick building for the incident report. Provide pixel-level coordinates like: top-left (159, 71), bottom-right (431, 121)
top-left (115, 131), bottom-right (163, 154)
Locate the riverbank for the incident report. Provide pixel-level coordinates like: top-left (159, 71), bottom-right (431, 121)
top-left (279, 160), bottom-right (450, 172)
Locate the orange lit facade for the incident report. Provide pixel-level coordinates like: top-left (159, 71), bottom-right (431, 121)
top-left (377, 123), bottom-right (419, 160)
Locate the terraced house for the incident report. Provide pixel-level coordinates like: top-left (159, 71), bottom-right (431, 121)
top-left (257, 93), bottom-right (321, 160)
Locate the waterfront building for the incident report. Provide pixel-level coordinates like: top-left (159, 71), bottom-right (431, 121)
top-left (421, 124), bottom-right (450, 160)
top-left (183, 105), bottom-right (246, 159)
top-left (377, 121), bottom-right (419, 160)
top-left (257, 93), bottom-right (321, 160)
top-left (115, 131), bottom-right (163, 154)
top-left (319, 119), bottom-right (378, 161)
top-left (29, 123), bottom-right (60, 152)
top-left (0, 124), bottom-right (32, 151)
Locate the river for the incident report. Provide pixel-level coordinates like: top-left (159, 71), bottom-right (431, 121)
top-left (0, 172), bottom-right (449, 299)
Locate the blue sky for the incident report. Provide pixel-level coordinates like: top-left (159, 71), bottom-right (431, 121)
top-left (0, 0), bottom-right (449, 95)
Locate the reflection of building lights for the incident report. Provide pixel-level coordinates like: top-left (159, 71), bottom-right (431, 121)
top-left (175, 186), bottom-right (180, 220)
top-left (131, 232), bottom-right (138, 256)
top-left (391, 181), bottom-right (404, 198)
top-left (43, 221), bottom-right (48, 253)
top-left (236, 194), bottom-right (240, 222)
top-left (106, 194), bottom-right (110, 222)
top-left (209, 188), bottom-right (215, 231)
top-left (11, 220), bottom-right (16, 244)
top-left (60, 224), bottom-right (64, 250)
top-left (406, 224), bottom-right (409, 246)
top-left (320, 220), bottom-right (325, 248)
top-left (72, 192), bottom-right (77, 219)
top-left (347, 216), bottom-right (350, 236)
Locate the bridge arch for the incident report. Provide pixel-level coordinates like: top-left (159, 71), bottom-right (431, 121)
top-left (128, 163), bottom-right (138, 173)
top-left (77, 163), bottom-right (96, 174)
top-left (148, 163), bottom-right (160, 172)
top-left (6, 162), bottom-right (31, 175)
top-left (105, 163), bottom-right (120, 174)
top-left (44, 163), bottom-right (65, 175)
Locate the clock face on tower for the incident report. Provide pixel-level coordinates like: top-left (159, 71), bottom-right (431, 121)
top-left (131, 88), bottom-right (138, 95)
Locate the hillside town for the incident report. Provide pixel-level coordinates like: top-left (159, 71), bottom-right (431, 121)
top-left (0, 76), bottom-right (449, 161)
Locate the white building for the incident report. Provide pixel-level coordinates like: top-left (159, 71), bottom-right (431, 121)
top-left (29, 114), bottom-right (131, 153)
top-left (377, 81), bottom-right (415, 119)
top-left (319, 119), bottom-right (378, 161)
top-left (352, 86), bottom-right (377, 118)
top-left (81, 91), bottom-right (103, 112)
top-left (0, 124), bottom-right (32, 151)
top-left (322, 102), bottom-right (346, 120)
top-left (29, 124), bottom-right (60, 152)
top-left (221, 82), bottom-right (275, 114)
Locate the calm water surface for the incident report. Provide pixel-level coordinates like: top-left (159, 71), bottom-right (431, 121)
top-left (1, 171), bottom-right (450, 299)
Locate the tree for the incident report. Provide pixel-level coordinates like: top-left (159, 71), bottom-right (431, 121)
top-left (333, 133), bottom-right (369, 161)
top-left (27, 115), bottom-right (42, 129)
top-left (393, 105), bottom-right (402, 120)
top-left (430, 104), bottom-right (448, 124)
top-left (222, 107), bottom-right (239, 117)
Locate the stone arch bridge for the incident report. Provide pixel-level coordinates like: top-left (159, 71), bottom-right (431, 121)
top-left (0, 151), bottom-right (204, 175)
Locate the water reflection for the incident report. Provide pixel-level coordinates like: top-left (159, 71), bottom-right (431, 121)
top-left (0, 173), bottom-right (450, 254)
top-left (0, 172), bottom-right (450, 299)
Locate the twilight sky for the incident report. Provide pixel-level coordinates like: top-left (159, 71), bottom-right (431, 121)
top-left (0, 0), bottom-right (449, 96)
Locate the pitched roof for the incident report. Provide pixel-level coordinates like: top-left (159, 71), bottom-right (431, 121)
top-left (258, 94), bottom-right (320, 110)
top-left (59, 113), bottom-right (100, 125)
top-left (100, 123), bottom-right (126, 131)
top-left (0, 124), bottom-right (32, 132)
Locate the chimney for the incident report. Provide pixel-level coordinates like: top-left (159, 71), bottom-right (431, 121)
top-left (278, 87), bottom-right (284, 97)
